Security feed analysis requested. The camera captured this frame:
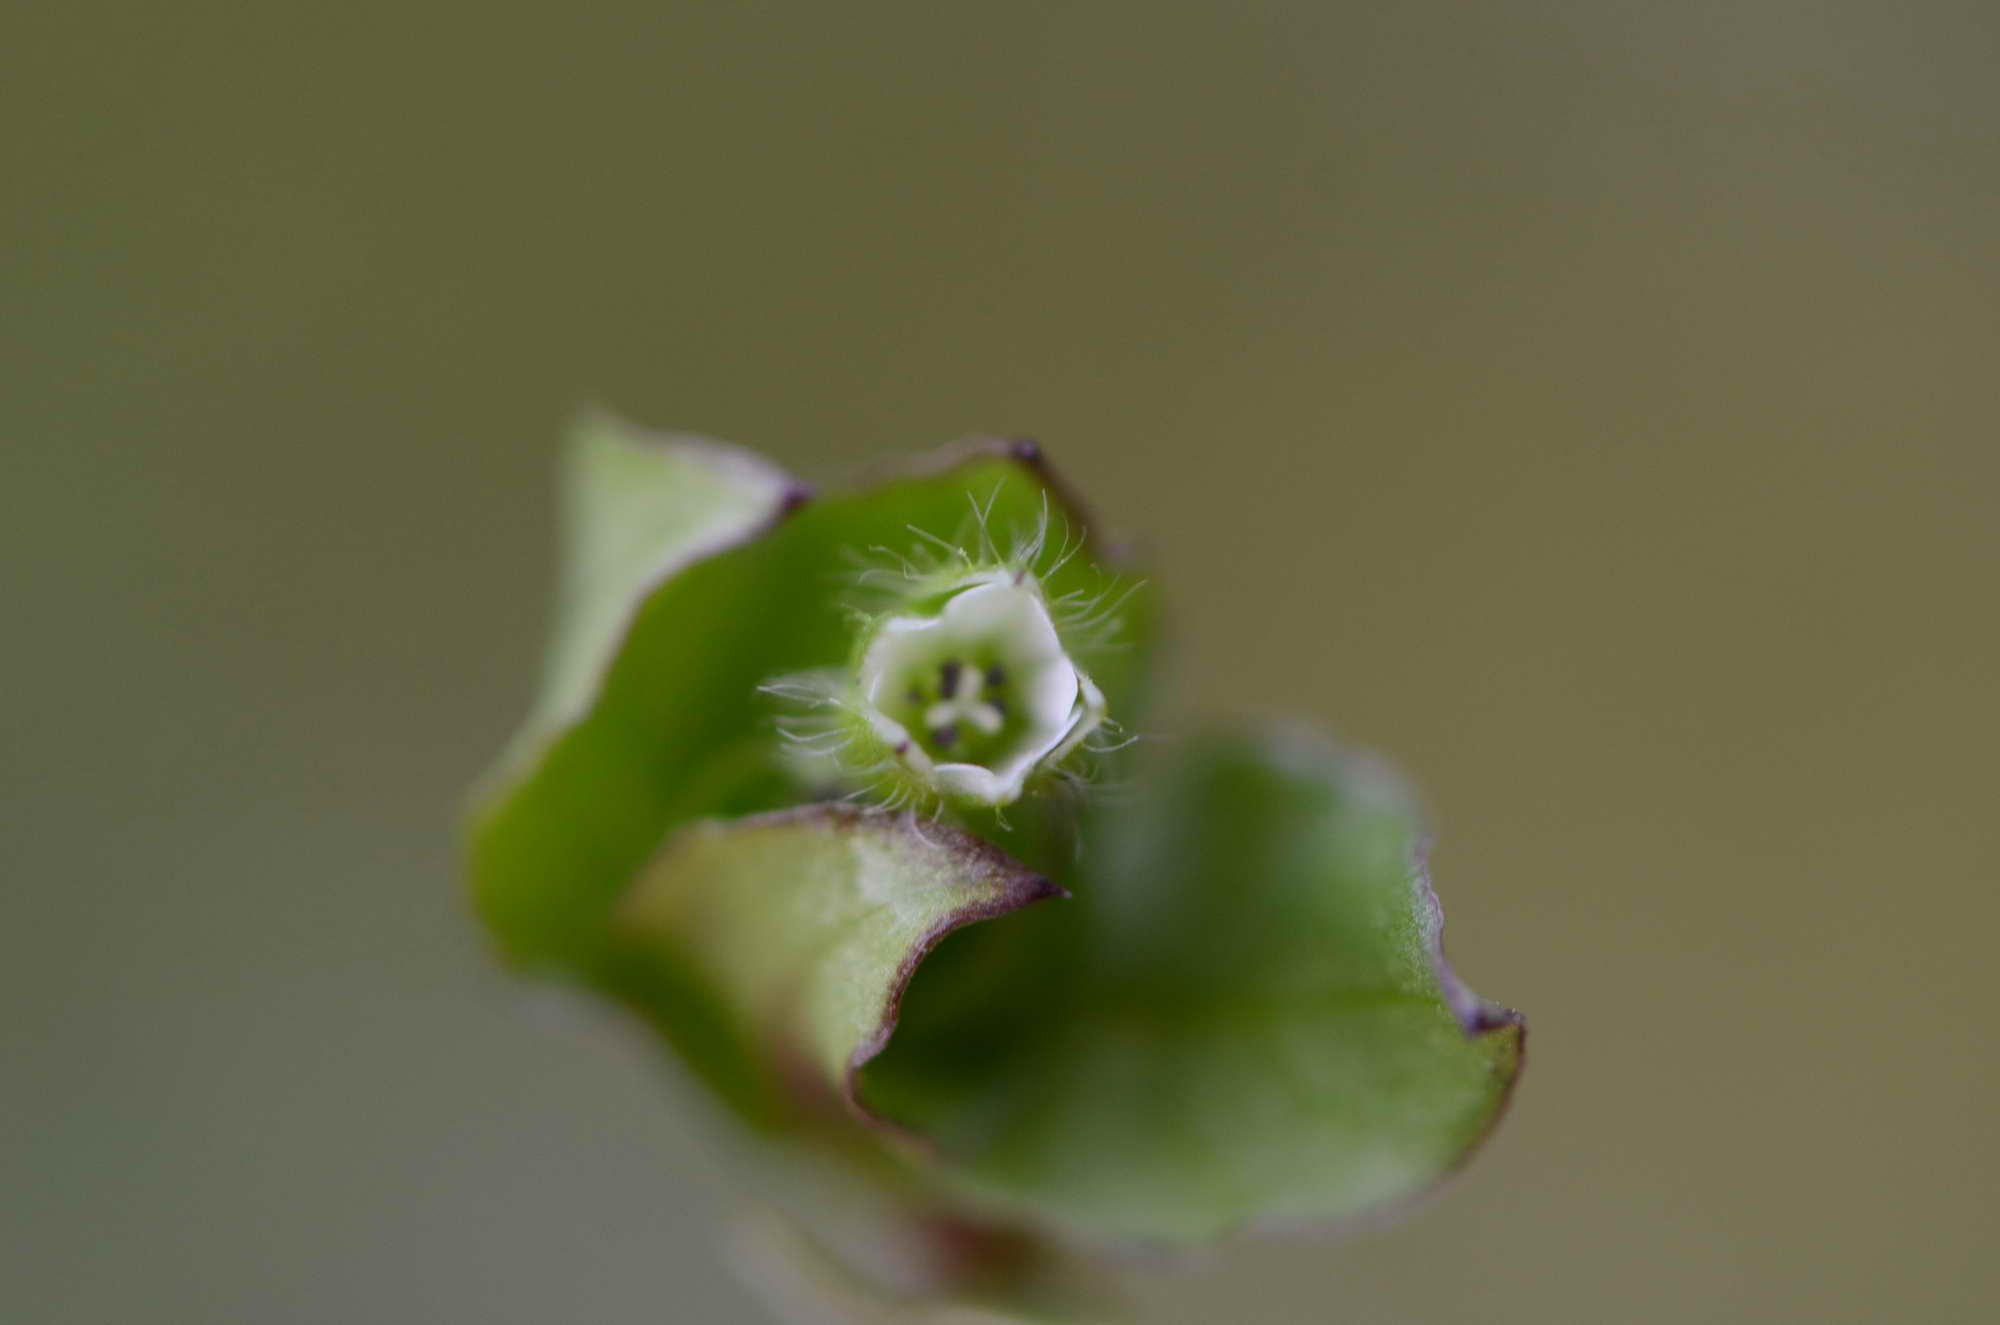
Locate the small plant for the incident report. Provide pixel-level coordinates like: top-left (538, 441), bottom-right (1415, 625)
top-left (465, 412), bottom-right (1524, 1322)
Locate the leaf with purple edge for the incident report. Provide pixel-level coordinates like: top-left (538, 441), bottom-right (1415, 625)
top-left (612, 805), bottom-right (1066, 1134)
top-left (463, 417), bottom-right (1523, 1295)
top-left (466, 413), bottom-right (1151, 979)
top-left (859, 726), bottom-right (1523, 1245)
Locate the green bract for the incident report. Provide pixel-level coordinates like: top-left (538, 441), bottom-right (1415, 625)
top-left (466, 412), bottom-right (1523, 1316)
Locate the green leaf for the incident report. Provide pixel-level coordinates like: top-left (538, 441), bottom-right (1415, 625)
top-left (466, 412), bottom-right (1149, 980)
top-left (533, 407), bottom-right (809, 748)
top-left (464, 417), bottom-right (1520, 1262)
top-left (859, 727), bottom-right (1523, 1244)
top-left (612, 805), bottom-right (1063, 1129)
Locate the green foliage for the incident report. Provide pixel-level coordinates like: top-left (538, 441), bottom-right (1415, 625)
top-left (469, 414), bottom-right (1139, 978)
top-left (464, 411), bottom-right (1522, 1311)
top-left (616, 804), bottom-right (1060, 1131)
top-left (863, 728), bottom-right (1521, 1243)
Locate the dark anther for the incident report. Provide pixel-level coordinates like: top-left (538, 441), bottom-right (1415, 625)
top-left (932, 724), bottom-right (959, 749)
top-left (984, 664), bottom-right (1006, 689)
top-left (939, 659), bottom-right (963, 699)
top-left (989, 697), bottom-right (1006, 717)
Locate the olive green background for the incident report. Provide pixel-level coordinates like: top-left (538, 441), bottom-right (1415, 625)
top-left (6, 3), bottom-right (1995, 1322)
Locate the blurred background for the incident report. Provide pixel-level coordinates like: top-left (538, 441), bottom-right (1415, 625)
top-left (5, 3), bottom-right (1996, 1321)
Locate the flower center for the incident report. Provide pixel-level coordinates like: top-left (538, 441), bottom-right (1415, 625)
top-left (895, 656), bottom-right (1016, 763)
top-left (844, 573), bottom-right (1101, 807)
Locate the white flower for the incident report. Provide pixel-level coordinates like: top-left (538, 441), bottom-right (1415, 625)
top-left (762, 496), bottom-right (1135, 815)
top-left (854, 572), bottom-right (1107, 807)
